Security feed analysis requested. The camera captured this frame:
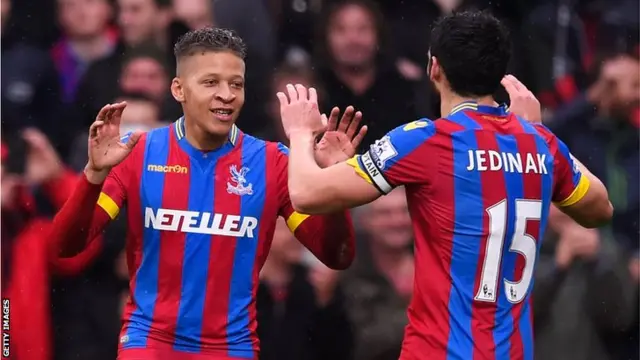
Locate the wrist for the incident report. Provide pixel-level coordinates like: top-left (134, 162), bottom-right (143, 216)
top-left (84, 165), bottom-right (110, 184)
top-left (289, 129), bottom-right (316, 141)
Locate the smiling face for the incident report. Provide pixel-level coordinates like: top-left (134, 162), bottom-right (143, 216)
top-left (171, 50), bottom-right (246, 138)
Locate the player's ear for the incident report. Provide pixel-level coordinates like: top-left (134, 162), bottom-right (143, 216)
top-left (171, 77), bottom-right (185, 103)
top-left (429, 56), bottom-right (441, 83)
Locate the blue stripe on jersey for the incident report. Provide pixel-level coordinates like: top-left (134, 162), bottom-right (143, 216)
top-left (173, 157), bottom-right (218, 352)
top-left (446, 130), bottom-right (483, 360)
top-left (521, 121), bottom-right (554, 360)
top-left (493, 134), bottom-right (522, 360)
top-left (447, 111), bottom-right (482, 130)
top-left (125, 127), bottom-right (171, 348)
top-left (227, 138), bottom-right (266, 358)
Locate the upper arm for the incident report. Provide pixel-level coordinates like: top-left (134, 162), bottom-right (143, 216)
top-left (549, 135), bottom-right (588, 206)
top-left (275, 142), bottom-right (365, 226)
top-left (346, 119), bottom-right (436, 194)
top-left (539, 125), bottom-right (611, 227)
top-left (275, 143), bottom-right (310, 231)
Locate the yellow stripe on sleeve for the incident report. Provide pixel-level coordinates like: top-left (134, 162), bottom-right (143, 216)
top-left (346, 156), bottom-right (373, 185)
top-left (286, 211), bottom-right (310, 233)
top-left (97, 192), bottom-right (120, 219)
top-left (556, 174), bottom-right (590, 207)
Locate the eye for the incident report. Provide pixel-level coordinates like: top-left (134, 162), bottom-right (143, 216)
top-left (203, 79), bottom-right (218, 86)
top-left (231, 82), bottom-right (244, 89)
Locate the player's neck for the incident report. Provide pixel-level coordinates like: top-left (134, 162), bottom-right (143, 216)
top-left (183, 118), bottom-right (228, 151)
top-left (440, 92), bottom-right (496, 117)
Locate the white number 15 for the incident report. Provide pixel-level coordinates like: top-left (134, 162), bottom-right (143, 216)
top-left (474, 199), bottom-right (542, 304)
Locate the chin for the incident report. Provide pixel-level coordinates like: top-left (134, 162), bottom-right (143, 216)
top-left (204, 119), bottom-right (235, 137)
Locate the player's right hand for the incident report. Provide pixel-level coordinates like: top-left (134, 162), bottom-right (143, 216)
top-left (501, 75), bottom-right (542, 123)
top-left (86, 102), bottom-right (142, 177)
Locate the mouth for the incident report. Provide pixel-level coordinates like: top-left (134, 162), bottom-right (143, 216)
top-left (210, 108), bottom-right (234, 122)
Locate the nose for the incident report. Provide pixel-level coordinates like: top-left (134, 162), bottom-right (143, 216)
top-left (215, 82), bottom-right (236, 103)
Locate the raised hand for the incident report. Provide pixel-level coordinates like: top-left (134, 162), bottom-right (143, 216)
top-left (501, 75), bottom-right (542, 123)
top-left (87, 102), bottom-right (142, 177)
top-left (314, 106), bottom-right (367, 168)
top-left (22, 128), bottom-right (64, 185)
top-left (277, 84), bottom-right (326, 138)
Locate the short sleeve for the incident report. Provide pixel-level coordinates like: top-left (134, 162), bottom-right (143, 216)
top-left (273, 142), bottom-right (312, 232)
top-left (551, 136), bottom-right (590, 206)
top-left (346, 119), bottom-right (436, 194)
top-left (533, 124), bottom-right (589, 207)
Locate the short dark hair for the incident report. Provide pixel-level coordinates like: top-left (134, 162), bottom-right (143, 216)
top-left (174, 27), bottom-right (247, 61)
top-left (430, 11), bottom-right (511, 97)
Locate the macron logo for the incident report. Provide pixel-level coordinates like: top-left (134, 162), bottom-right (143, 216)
top-left (147, 164), bottom-right (188, 174)
top-left (144, 207), bottom-right (258, 238)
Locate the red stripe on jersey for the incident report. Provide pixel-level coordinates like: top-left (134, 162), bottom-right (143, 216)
top-left (472, 130), bottom-right (506, 360)
top-left (400, 120), bottom-right (461, 360)
top-left (200, 143), bottom-right (243, 348)
top-left (250, 142), bottom-right (282, 352)
top-left (530, 125), bottom-right (565, 201)
top-left (121, 135), bottom-right (147, 338)
top-left (147, 131), bottom-right (191, 347)
top-left (509, 133), bottom-right (542, 359)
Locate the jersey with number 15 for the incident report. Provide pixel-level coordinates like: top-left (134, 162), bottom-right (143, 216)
top-left (347, 102), bottom-right (589, 360)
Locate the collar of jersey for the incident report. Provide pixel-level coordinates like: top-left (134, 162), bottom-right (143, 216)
top-left (173, 117), bottom-right (241, 162)
top-left (449, 101), bottom-right (509, 116)
top-left (174, 116), bottom-right (240, 145)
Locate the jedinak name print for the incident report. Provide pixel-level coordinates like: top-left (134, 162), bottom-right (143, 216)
top-left (144, 208), bottom-right (258, 237)
top-left (466, 150), bottom-right (548, 174)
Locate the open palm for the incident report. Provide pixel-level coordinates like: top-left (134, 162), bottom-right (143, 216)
top-left (314, 106), bottom-right (367, 168)
top-left (88, 102), bottom-right (142, 172)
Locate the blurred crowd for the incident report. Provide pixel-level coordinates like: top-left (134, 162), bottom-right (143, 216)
top-left (1, 0), bottom-right (639, 359)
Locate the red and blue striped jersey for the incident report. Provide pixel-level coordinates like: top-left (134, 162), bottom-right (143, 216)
top-left (95, 118), bottom-right (349, 358)
top-left (347, 102), bottom-right (589, 360)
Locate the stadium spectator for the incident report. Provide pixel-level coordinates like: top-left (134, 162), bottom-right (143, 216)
top-left (257, 218), bottom-right (353, 360)
top-left (172, 0), bottom-right (213, 31)
top-left (533, 207), bottom-right (637, 360)
top-left (1, 0), bottom-right (64, 152)
top-left (260, 63), bottom-right (317, 143)
top-left (1, 128), bottom-right (98, 360)
top-left (69, 92), bottom-right (164, 170)
top-left (118, 46), bottom-right (175, 118)
top-left (342, 188), bottom-right (413, 360)
top-left (546, 52), bottom-right (639, 253)
top-left (315, 0), bottom-right (418, 150)
top-left (52, 0), bottom-right (117, 104)
top-left (72, 0), bottom-right (187, 131)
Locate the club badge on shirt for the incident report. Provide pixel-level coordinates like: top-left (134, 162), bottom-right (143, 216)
top-left (227, 165), bottom-right (254, 196)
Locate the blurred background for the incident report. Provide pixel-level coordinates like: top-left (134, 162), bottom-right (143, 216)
top-left (0, 0), bottom-right (639, 359)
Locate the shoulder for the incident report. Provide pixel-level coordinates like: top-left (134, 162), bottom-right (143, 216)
top-left (526, 122), bottom-right (558, 145)
top-left (376, 118), bottom-right (436, 152)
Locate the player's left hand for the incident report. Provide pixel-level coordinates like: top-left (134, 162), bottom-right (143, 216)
top-left (501, 75), bottom-right (542, 124)
top-left (314, 106), bottom-right (367, 168)
top-left (23, 128), bottom-right (64, 185)
top-left (277, 84), bottom-right (326, 138)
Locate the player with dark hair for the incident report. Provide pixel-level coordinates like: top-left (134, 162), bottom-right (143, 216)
top-left (277, 11), bottom-right (613, 360)
top-left (50, 28), bottom-right (364, 360)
